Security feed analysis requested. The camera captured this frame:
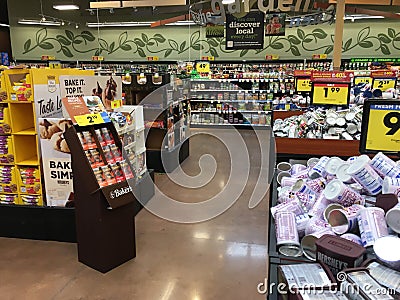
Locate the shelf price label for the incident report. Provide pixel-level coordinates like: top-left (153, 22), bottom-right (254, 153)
top-left (111, 99), bottom-right (122, 109)
top-left (296, 78), bottom-right (312, 92)
top-left (196, 61), bottom-right (210, 74)
top-left (354, 76), bottom-right (371, 85)
top-left (312, 83), bottom-right (349, 106)
top-left (75, 113), bottom-right (105, 126)
top-left (372, 78), bottom-right (396, 91)
top-left (364, 104), bottom-right (400, 152)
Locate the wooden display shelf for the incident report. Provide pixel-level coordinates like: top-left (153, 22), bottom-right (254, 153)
top-left (275, 137), bottom-right (360, 157)
top-left (273, 110), bottom-right (304, 121)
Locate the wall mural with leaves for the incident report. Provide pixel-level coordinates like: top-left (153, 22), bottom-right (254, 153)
top-left (10, 22), bottom-right (400, 61)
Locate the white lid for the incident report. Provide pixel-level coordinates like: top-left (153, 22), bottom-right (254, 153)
top-left (374, 236), bottom-right (400, 262)
top-left (326, 117), bottom-right (336, 125)
top-left (336, 163), bottom-right (353, 183)
top-left (336, 117), bottom-right (346, 126)
top-left (345, 112), bottom-right (356, 121)
top-left (325, 157), bottom-right (344, 175)
top-left (324, 179), bottom-right (345, 201)
top-left (346, 155), bottom-right (370, 175)
top-left (386, 206), bottom-right (400, 234)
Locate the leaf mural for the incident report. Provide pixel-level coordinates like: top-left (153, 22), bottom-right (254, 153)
top-left (357, 27), bottom-right (370, 42)
top-left (23, 39), bottom-right (31, 53)
top-left (81, 31), bottom-right (95, 42)
top-left (19, 26), bottom-right (399, 60)
top-left (65, 30), bottom-right (74, 41)
top-left (35, 28), bottom-right (47, 44)
top-left (312, 29), bottom-right (327, 39)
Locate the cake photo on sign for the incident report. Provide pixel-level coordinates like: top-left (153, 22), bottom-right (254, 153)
top-left (91, 76), bottom-right (118, 110)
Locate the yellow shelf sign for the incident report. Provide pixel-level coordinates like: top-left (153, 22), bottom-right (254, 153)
top-left (296, 78), bottom-right (312, 92)
top-left (312, 83), bottom-right (349, 106)
top-left (92, 56), bottom-right (104, 61)
top-left (75, 113), bottom-right (104, 127)
top-left (147, 56), bottom-right (159, 61)
top-left (196, 61), bottom-right (210, 74)
top-left (49, 61), bottom-right (61, 69)
top-left (111, 99), bottom-right (122, 109)
top-left (354, 76), bottom-right (371, 85)
top-left (372, 78), bottom-right (396, 91)
top-left (364, 103), bottom-right (400, 152)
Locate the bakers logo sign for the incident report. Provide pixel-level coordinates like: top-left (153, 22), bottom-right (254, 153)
top-left (110, 186), bottom-right (133, 199)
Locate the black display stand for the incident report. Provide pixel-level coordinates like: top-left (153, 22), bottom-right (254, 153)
top-left (143, 80), bottom-right (191, 173)
top-left (65, 122), bottom-right (140, 273)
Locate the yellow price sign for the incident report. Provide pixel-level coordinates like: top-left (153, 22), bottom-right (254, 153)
top-left (111, 99), bottom-right (122, 109)
top-left (75, 113), bottom-right (104, 127)
top-left (354, 76), bottom-right (371, 85)
top-left (372, 78), bottom-right (396, 90)
top-left (365, 104), bottom-right (400, 152)
top-left (49, 62), bottom-right (61, 69)
top-left (196, 61), bottom-right (210, 74)
top-left (312, 83), bottom-right (349, 106)
top-left (296, 78), bottom-right (312, 92)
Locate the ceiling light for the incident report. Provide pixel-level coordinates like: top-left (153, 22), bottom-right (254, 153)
top-left (222, 0), bottom-right (235, 4)
top-left (165, 21), bottom-right (197, 26)
top-left (53, 4), bottom-right (80, 10)
top-left (344, 14), bottom-right (384, 20)
top-left (86, 21), bottom-right (152, 27)
top-left (90, 1), bottom-right (121, 8)
top-left (0, 23), bottom-right (10, 27)
top-left (75, 24), bottom-right (79, 28)
top-left (18, 19), bottom-right (61, 26)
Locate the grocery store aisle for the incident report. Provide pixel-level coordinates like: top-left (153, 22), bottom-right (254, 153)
top-left (0, 128), bottom-right (271, 300)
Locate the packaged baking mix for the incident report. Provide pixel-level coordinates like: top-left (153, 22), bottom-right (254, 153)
top-left (89, 148), bottom-right (104, 168)
top-left (110, 163), bottom-right (125, 183)
top-left (101, 128), bottom-right (114, 145)
top-left (101, 165), bottom-right (117, 185)
top-left (82, 131), bottom-right (97, 150)
top-left (102, 145), bottom-right (115, 164)
top-left (94, 129), bottom-right (106, 147)
top-left (93, 167), bottom-right (107, 187)
top-left (110, 144), bottom-right (123, 162)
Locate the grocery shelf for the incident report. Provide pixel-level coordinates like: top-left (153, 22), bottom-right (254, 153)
top-left (15, 158), bottom-right (39, 166)
top-left (12, 128), bottom-right (36, 135)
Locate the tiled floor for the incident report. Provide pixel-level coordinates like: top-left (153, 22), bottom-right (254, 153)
top-left (0, 128), bottom-right (272, 300)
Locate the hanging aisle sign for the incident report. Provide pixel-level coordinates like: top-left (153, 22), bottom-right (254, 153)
top-left (225, 11), bottom-right (264, 50)
top-left (360, 99), bottom-right (400, 153)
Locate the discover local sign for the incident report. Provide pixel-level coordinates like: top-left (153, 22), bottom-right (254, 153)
top-left (225, 11), bottom-right (264, 50)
